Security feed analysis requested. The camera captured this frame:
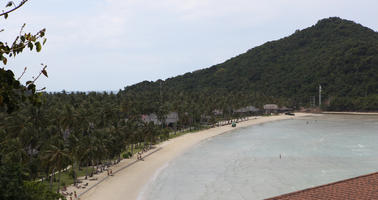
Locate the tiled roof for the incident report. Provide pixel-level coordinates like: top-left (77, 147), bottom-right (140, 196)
top-left (266, 172), bottom-right (378, 200)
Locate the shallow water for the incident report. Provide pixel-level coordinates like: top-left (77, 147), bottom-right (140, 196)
top-left (141, 115), bottom-right (378, 200)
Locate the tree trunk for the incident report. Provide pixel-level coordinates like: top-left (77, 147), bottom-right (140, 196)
top-left (85, 163), bottom-right (89, 179)
top-left (50, 168), bottom-right (55, 191)
top-left (57, 170), bottom-right (61, 193)
top-left (73, 162), bottom-right (77, 186)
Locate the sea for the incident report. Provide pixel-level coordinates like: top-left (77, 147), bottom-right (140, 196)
top-left (140, 114), bottom-right (378, 200)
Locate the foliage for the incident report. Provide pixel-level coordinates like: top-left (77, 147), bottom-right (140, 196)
top-left (0, 162), bottom-right (63, 200)
top-left (0, 1), bottom-right (55, 199)
top-left (0, 0), bottom-right (47, 114)
top-left (122, 17), bottom-right (378, 111)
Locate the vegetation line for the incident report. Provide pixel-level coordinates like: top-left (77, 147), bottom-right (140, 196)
top-left (78, 147), bottom-right (162, 198)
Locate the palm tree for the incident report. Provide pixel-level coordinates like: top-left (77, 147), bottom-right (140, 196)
top-left (41, 135), bottom-right (70, 192)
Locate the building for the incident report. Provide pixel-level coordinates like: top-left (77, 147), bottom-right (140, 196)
top-left (279, 106), bottom-right (293, 113)
top-left (141, 113), bottom-right (160, 124)
top-left (234, 106), bottom-right (259, 113)
top-left (266, 172), bottom-right (378, 200)
top-left (141, 112), bottom-right (179, 125)
top-left (263, 104), bottom-right (279, 114)
top-left (213, 109), bottom-right (223, 116)
top-left (165, 112), bottom-right (179, 125)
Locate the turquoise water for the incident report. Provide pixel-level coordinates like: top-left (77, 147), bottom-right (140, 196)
top-left (140, 115), bottom-right (378, 200)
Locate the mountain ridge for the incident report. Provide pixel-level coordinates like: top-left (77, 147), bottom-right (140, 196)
top-left (122, 17), bottom-right (378, 111)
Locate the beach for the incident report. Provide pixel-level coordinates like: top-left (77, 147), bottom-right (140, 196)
top-left (322, 111), bottom-right (378, 115)
top-left (78, 113), bottom-right (312, 200)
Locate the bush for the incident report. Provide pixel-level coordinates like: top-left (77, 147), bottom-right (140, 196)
top-left (122, 152), bottom-right (132, 159)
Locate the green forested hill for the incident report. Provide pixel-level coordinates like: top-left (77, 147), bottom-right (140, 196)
top-left (122, 17), bottom-right (378, 111)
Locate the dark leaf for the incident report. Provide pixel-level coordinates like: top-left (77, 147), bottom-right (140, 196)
top-left (42, 69), bottom-right (48, 77)
top-left (6, 1), bottom-right (13, 7)
top-left (28, 42), bottom-right (33, 50)
top-left (35, 42), bottom-right (42, 52)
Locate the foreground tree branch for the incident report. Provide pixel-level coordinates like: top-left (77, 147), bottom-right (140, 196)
top-left (0, 0), bottom-right (28, 18)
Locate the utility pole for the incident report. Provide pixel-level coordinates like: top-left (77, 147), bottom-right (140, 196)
top-left (319, 85), bottom-right (322, 107)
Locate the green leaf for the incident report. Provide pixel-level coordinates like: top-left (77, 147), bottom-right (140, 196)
top-left (43, 38), bottom-right (47, 45)
top-left (35, 42), bottom-right (42, 52)
top-left (6, 2), bottom-right (13, 7)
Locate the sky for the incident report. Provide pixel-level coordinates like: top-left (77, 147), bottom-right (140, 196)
top-left (2, 0), bottom-right (378, 92)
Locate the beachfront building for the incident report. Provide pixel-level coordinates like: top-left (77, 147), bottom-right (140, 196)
top-left (141, 113), bottom-right (160, 124)
top-left (212, 109), bottom-right (223, 116)
top-left (263, 104), bottom-right (279, 114)
top-left (233, 106), bottom-right (260, 120)
top-left (279, 106), bottom-right (293, 113)
top-left (165, 112), bottom-right (179, 126)
top-left (233, 106), bottom-right (259, 114)
top-left (141, 112), bottom-right (179, 126)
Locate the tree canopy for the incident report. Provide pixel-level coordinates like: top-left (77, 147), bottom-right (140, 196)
top-left (122, 17), bottom-right (378, 111)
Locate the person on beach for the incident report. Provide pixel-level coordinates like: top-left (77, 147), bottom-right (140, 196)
top-left (138, 152), bottom-right (144, 160)
top-left (138, 152), bottom-right (144, 161)
top-left (74, 191), bottom-right (77, 199)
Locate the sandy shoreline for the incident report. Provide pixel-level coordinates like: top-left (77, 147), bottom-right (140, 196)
top-left (79, 113), bottom-right (313, 200)
top-left (322, 111), bottom-right (378, 115)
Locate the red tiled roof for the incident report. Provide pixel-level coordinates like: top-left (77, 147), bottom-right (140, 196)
top-left (266, 172), bottom-right (378, 200)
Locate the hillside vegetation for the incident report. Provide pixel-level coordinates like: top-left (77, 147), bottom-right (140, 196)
top-left (122, 17), bottom-right (378, 112)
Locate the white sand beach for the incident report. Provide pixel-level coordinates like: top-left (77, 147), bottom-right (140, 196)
top-left (322, 111), bottom-right (378, 115)
top-left (77, 113), bottom-right (312, 200)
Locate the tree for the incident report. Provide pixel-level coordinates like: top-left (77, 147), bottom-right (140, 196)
top-left (0, 0), bottom-right (47, 114)
top-left (41, 136), bottom-right (70, 192)
top-left (0, 1), bottom-right (59, 200)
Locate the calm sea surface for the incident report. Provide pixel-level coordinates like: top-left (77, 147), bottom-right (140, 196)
top-left (140, 115), bottom-right (378, 200)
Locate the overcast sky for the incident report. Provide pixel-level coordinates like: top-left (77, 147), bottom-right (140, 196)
top-left (2, 0), bottom-right (378, 91)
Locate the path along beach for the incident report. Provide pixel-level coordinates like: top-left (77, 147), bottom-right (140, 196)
top-left (78, 113), bottom-right (312, 200)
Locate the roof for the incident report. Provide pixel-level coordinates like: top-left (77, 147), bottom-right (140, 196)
top-left (266, 172), bottom-right (378, 200)
top-left (264, 104), bottom-right (278, 110)
top-left (141, 112), bottom-right (179, 124)
top-left (234, 106), bottom-right (259, 113)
